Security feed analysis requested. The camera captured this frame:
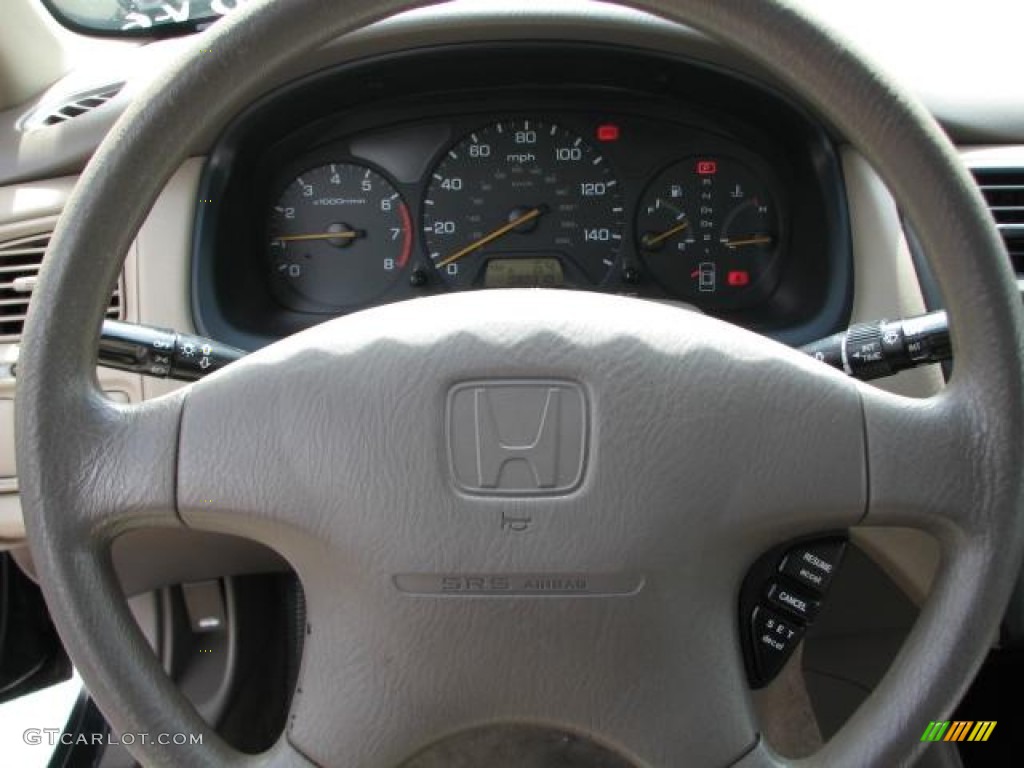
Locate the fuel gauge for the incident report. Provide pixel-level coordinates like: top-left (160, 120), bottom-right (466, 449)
top-left (638, 195), bottom-right (696, 254)
top-left (636, 156), bottom-right (780, 308)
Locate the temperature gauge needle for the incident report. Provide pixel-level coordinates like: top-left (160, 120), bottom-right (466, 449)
top-left (640, 220), bottom-right (690, 249)
top-left (436, 205), bottom-right (547, 268)
top-left (721, 234), bottom-right (773, 249)
top-left (272, 230), bottom-right (365, 244)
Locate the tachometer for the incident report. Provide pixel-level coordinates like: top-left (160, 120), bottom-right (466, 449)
top-left (422, 120), bottom-right (624, 288)
top-left (267, 163), bottom-right (411, 311)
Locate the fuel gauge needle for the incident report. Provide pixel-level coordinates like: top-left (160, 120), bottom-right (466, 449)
top-left (435, 205), bottom-right (547, 268)
top-left (721, 234), bottom-right (773, 249)
top-left (640, 219), bottom-right (690, 249)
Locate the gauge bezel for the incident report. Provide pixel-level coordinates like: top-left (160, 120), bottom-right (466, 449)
top-left (635, 152), bottom-right (788, 309)
top-left (264, 160), bottom-right (414, 313)
top-left (420, 118), bottom-right (626, 290)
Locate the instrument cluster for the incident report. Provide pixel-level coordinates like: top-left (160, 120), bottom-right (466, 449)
top-left (266, 116), bottom-right (782, 313)
top-left (193, 45), bottom-right (850, 349)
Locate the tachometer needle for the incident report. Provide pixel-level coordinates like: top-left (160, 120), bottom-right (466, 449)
top-left (721, 234), bottom-right (773, 248)
top-left (272, 230), bottom-right (365, 243)
top-left (435, 206), bottom-right (547, 268)
top-left (640, 220), bottom-right (690, 249)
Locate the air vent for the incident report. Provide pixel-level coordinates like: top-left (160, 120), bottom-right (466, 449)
top-left (972, 168), bottom-right (1024, 275)
top-left (0, 232), bottom-right (123, 344)
top-left (20, 83), bottom-right (124, 132)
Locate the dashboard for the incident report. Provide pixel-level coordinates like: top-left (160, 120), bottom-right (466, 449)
top-left (193, 44), bottom-right (852, 349)
top-left (2, 4), bottom-right (1013, 759)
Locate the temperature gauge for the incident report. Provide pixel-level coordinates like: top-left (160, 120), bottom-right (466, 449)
top-left (636, 156), bottom-right (780, 307)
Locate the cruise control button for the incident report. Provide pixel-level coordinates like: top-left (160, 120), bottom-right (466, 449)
top-left (765, 581), bottom-right (820, 622)
top-left (779, 539), bottom-right (846, 595)
top-left (751, 606), bottom-right (804, 683)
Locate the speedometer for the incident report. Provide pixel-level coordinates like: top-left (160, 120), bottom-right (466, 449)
top-left (422, 119), bottom-right (624, 288)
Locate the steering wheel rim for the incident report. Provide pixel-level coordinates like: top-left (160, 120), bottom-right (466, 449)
top-left (15, 1), bottom-right (1024, 766)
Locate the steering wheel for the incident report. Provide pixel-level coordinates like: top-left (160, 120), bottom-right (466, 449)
top-left (15, 0), bottom-right (1024, 765)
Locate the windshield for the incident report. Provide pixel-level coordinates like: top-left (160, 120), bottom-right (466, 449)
top-left (42, 0), bottom-right (243, 35)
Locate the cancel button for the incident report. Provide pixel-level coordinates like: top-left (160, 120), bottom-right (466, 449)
top-left (765, 581), bottom-right (820, 622)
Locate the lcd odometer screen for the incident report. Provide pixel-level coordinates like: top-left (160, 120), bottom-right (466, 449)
top-left (484, 258), bottom-right (565, 288)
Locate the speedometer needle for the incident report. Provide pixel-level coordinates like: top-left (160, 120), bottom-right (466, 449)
top-left (721, 234), bottom-right (773, 248)
top-left (435, 206), bottom-right (547, 268)
top-left (272, 231), bottom-right (365, 243)
top-left (640, 220), bottom-right (690, 249)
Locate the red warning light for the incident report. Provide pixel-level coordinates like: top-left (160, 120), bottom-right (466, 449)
top-left (596, 123), bottom-right (620, 142)
top-left (696, 160), bottom-right (718, 175)
top-left (727, 270), bottom-right (751, 287)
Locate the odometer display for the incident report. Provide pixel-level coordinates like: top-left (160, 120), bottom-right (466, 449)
top-left (484, 257), bottom-right (564, 288)
top-left (422, 120), bottom-right (624, 287)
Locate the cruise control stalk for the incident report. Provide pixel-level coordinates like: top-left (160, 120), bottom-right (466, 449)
top-left (97, 320), bottom-right (245, 381)
top-left (800, 311), bottom-right (951, 381)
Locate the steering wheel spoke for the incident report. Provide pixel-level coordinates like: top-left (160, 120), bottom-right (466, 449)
top-left (859, 383), bottom-right (996, 533)
top-left (17, 389), bottom-right (186, 545)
